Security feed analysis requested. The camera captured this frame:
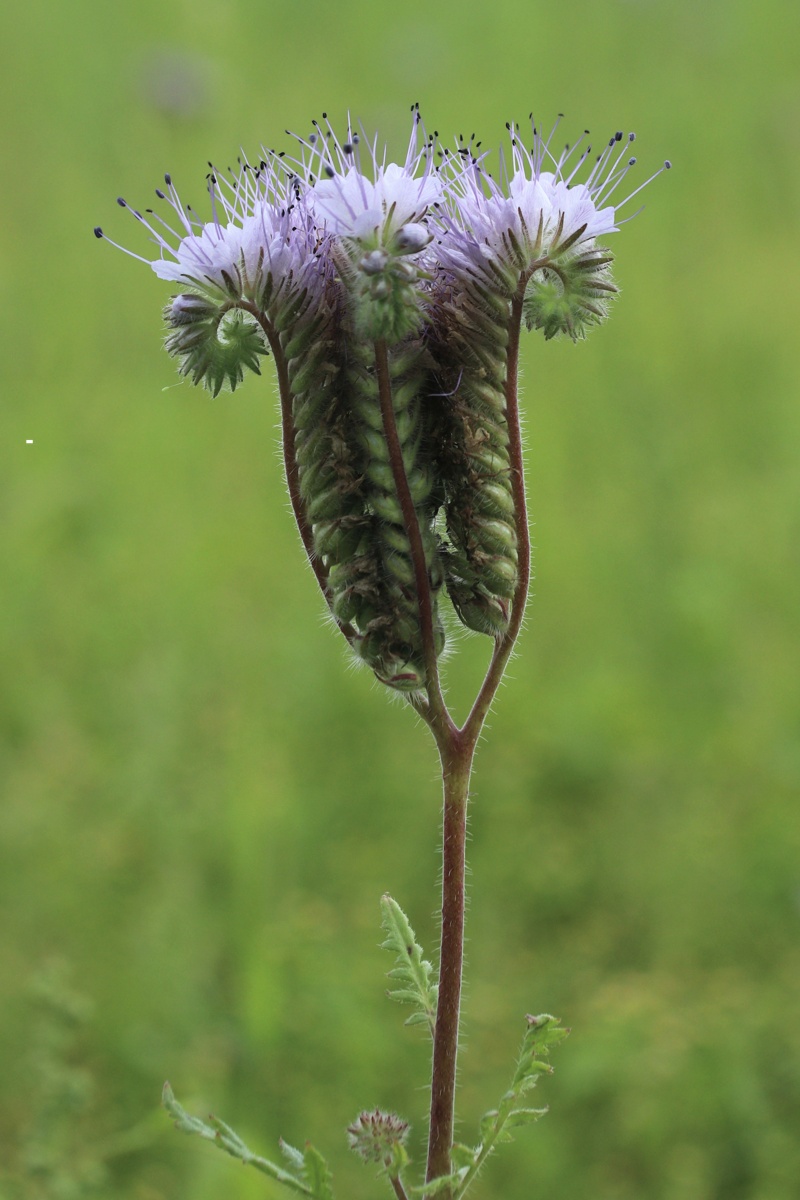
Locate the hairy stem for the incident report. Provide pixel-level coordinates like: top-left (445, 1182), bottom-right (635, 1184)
top-left (425, 283), bottom-right (530, 1197)
top-left (426, 734), bottom-right (473, 1191)
top-left (390, 1177), bottom-right (411, 1200)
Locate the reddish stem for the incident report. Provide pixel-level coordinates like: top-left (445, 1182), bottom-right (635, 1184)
top-left (390, 1176), bottom-right (411, 1200)
top-left (425, 735), bottom-right (472, 1188)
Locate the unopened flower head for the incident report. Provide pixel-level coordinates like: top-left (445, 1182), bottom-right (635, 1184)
top-left (347, 1108), bottom-right (410, 1168)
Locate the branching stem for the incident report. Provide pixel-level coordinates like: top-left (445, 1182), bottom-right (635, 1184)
top-left (267, 286), bottom-right (531, 1200)
top-left (423, 279), bottom-right (530, 1199)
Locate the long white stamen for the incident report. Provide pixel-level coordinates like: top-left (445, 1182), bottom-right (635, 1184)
top-left (564, 144), bottom-right (593, 187)
top-left (614, 161), bottom-right (672, 210)
top-left (595, 157), bottom-right (637, 206)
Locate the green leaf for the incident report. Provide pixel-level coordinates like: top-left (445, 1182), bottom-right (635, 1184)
top-left (380, 895), bottom-right (438, 1038)
top-left (280, 1139), bottom-right (307, 1172)
top-left (404, 1011), bottom-right (433, 1028)
top-left (162, 1082), bottom-right (321, 1196)
top-left (303, 1143), bottom-right (335, 1200)
top-left (451, 1015), bottom-right (569, 1198)
top-left (450, 1143), bottom-right (479, 1171)
top-left (408, 1171), bottom-right (466, 1196)
top-left (387, 1139), bottom-right (411, 1178)
top-left (478, 1110), bottom-right (498, 1143)
top-left (504, 1107), bottom-right (548, 1128)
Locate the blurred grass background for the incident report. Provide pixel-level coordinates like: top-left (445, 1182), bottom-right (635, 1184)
top-left (2, 0), bottom-right (799, 1196)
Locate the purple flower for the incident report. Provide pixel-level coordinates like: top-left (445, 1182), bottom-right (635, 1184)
top-left (96, 156), bottom-right (319, 305)
top-left (438, 117), bottom-right (670, 274)
top-left (287, 110), bottom-right (442, 251)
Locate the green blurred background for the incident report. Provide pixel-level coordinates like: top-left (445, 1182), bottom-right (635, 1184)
top-left (2, 0), bottom-right (799, 1196)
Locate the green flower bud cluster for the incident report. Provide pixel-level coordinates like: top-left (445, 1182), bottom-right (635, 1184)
top-left (285, 273), bottom-right (444, 692)
top-left (523, 246), bottom-right (617, 342)
top-left (100, 113), bottom-right (667, 695)
top-left (345, 236), bottom-right (429, 345)
top-left (346, 1108), bottom-right (410, 1170)
top-left (164, 296), bottom-right (267, 397)
top-left (340, 330), bottom-right (445, 689)
top-left (430, 265), bottom-right (520, 637)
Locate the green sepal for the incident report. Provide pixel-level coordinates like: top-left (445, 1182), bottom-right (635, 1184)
top-left (273, 286), bottom-right (312, 333)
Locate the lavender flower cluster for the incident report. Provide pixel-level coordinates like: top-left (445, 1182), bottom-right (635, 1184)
top-left (97, 108), bottom-right (669, 691)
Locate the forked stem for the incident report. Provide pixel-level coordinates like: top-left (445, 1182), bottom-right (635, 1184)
top-left (424, 284), bottom-right (530, 1196)
top-left (267, 292), bottom-right (530, 1200)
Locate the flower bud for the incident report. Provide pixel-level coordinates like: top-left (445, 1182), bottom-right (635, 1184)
top-left (168, 293), bottom-right (218, 324)
top-left (359, 249), bottom-right (389, 275)
top-left (391, 222), bottom-right (431, 255)
top-left (347, 1109), bottom-right (410, 1170)
top-left (428, 274), bottom-right (518, 638)
top-left (523, 249), bottom-right (617, 341)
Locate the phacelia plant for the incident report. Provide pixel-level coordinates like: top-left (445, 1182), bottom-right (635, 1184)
top-left (97, 105), bottom-right (668, 1200)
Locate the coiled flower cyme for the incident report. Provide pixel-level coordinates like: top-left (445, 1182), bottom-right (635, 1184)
top-left (95, 108), bottom-right (669, 690)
